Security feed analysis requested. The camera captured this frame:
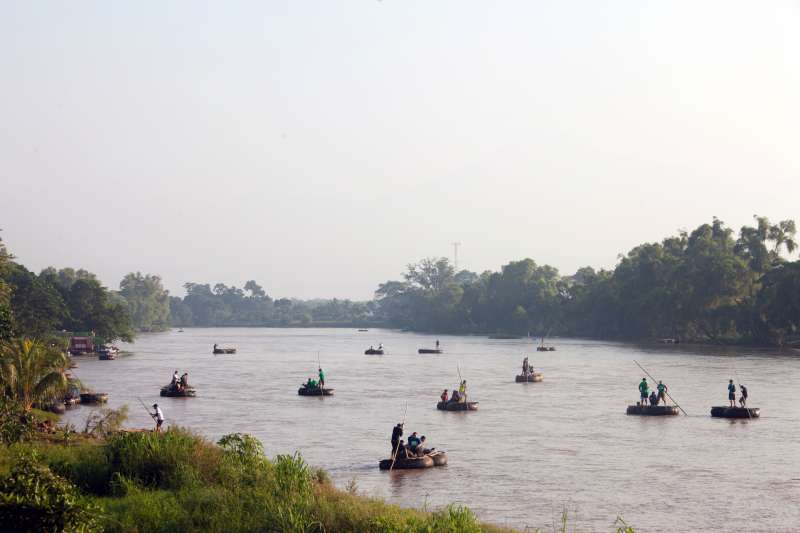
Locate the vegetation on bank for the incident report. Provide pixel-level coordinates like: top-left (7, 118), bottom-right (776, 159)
top-left (374, 217), bottom-right (800, 345)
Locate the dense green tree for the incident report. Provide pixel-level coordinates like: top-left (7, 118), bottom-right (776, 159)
top-left (0, 234), bottom-right (15, 340)
top-left (62, 279), bottom-right (134, 342)
top-left (0, 339), bottom-right (69, 410)
top-left (119, 272), bottom-right (170, 332)
top-left (5, 265), bottom-right (67, 338)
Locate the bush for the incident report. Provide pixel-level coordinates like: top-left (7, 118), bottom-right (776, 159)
top-left (0, 399), bottom-right (34, 444)
top-left (0, 450), bottom-right (101, 532)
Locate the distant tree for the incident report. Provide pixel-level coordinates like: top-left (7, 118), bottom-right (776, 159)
top-left (244, 280), bottom-right (267, 299)
top-left (63, 279), bottom-right (134, 342)
top-left (119, 272), bottom-right (170, 332)
top-left (169, 296), bottom-right (194, 327)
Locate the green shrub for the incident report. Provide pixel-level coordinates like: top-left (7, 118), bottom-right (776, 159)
top-left (0, 450), bottom-right (101, 533)
top-left (0, 398), bottom-right (35, 444)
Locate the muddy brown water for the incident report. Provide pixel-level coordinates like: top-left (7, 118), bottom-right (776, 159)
top-left (63, 328), bottom-right (800, 532)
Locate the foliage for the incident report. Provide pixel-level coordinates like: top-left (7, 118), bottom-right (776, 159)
top-left (0, 338), bottom-right (69, 410)
top-left (376, 217), bottom-right (800, 345)
top-left (82, 406), bottom-right (129, 438)
top-left (0, 450), bottom-right (101, 533)
top-left (119, 272), bottom-right (171, 332)
top-left (0, 398), bottom-right (35, 444)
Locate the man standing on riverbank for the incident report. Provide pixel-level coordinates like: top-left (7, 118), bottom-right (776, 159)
top-left (151, 403), bottom-right (164, 433)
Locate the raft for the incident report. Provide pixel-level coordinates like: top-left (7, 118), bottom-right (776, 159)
top-left (160, 386), bottom-right (197, 397)
top-left (378, 451), bottom-right (447, 470)
top-left (710, 406), bottom-right (760, 418)
top-left (80, 392), bottom-right (108, 404)
top-left (436, 401), bottom-right (479, 411)
top-left (516, 373), bottom-right (543, 382)
top-left (298, 386), bottom-right (335, 396)
top-left (213, 347), bottom-right (236, 354)
top-left (536, 346), bottom-right (556, 352)
top-left (626, 404), bottom-right (679, 416)
top-left (364, 348), bottom-right (384, 355)
top-left (98, 351), bottom-right (117, 360)
top-left (418, 348), bottom-right (443, 354)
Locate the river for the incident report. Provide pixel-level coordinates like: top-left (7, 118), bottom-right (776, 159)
top-left (62, 328), bottom-right (800, 532)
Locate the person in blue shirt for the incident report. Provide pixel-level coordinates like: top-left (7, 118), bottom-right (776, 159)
top-left (407, 432), bottom-right (421, 452)
top-left (728, 379), bottom-right (736, 407)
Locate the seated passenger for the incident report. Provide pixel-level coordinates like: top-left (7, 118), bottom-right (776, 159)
top-left (450, 389), bottom-right (460, 403)
top-left (440, 389), bottom-right (448, 403)
top-left (407, 432), bottom-right (421, 452)
top-left (649, 391), bottom-right (658, 406)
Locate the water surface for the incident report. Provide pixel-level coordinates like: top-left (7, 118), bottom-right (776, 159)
top-left (63, 328), bottom-right (800, 532)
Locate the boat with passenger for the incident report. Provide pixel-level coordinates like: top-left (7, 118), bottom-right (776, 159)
top-left (626, 404), bottom-right (679, 416)
top-left (379, 451), bottom-right (448, 470)
top-left (516, 372), bottom-right (543, 382)
top-left (213, 343), bottom-right (236, 354)
top-left (710, 406), bottom-right (759, 418)
top-left (298, 384), bottom-right (335, 396)
top-left (160, 384), bottom-right (197, 397)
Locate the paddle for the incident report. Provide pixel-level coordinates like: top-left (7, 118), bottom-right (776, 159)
top-left (634, 360), bottom-right (688, 416)
top-left (389, 401), bottom-right (408, 472)
top-left (137, 397), bottom-right (157, 426)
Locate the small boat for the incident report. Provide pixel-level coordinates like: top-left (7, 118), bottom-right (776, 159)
top-left (160, 385), bottom-right (197, 397)
top-left (378, 451), bottom-right (447, 470)
top-left (213, 346), bottom-right (236, 354)
top-left (710, 406), bottom-right (760, 418)
top-left (80, 392), bottom-right (109, 404)
top-left (365, 348), bottom-right (384, 355)
top-left (418, 348), bottom-right (443, 354)
top-left (97, 344), bottom-right (119, 360)
top-left (626, 404), bottom-right (679, 416)
top-left (298, 386), bottom-right (335, 396)
top-left (516, 372), bottom-right (543, 382)
top-left (436, 401), bottom-right (479, 411)
top-left (178, 328), bottom-right (184, 333)
top-left (536, 346), bottom-right (556, 352)
top-left (358, 329), bottom-right (369, 332)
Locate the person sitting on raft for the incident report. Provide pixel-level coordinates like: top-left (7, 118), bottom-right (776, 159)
top-left (657, 381), bottom-right (667, 405)
top-left (648, 390), bottom-right (658, 406)
top-left (416, 435), bottom-right (434, 457)
top-left (739, 384), bottom-right (748, 406)
top-left (639, 378), bottom-right (649, 405)
top-left (180, 373), bottom-right (189, 389)
top-left (728, 379), bottom-right (736, 407)
top-left (450, 389), bottom-right (460, 403)
top-left (305, 378), bottom-right (318, 390)
top-left (440, 389), bottom-right (448, 403)
top-left (407, 432), bottom-right (421, 453)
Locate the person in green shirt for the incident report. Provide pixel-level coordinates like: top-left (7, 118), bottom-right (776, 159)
top-left (657, 381), bottom-right (667, 405)
top-left (318, 367), bottom-right (325, 388)
top-left (638, 378), bottom-right (649, 404)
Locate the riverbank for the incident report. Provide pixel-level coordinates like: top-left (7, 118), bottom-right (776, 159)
top-left (0, 425), bottom-right (517, 533)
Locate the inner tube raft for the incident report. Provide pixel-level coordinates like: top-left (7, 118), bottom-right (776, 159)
top-left (626, 404), bottom-right (679, 416)
top-left (298, 386), bottom-right (334, 396)
top-left (213, 348), bottom-right (236, 354)
top-left (516, 373), bottom-right (543, 382)
top-left (364, 349), bottom-right (384, 355)
top-left (378, 451), bottom-right (447, 470)
top-left (437, 401), bottom-right (478, 411)
top-left (536, 346), bottom-right (556, 352)
top-left (418, 348), bottom-right (443, 354)
top-left (710, 406), bottom-right (760, 418)
top-left (160, 386), bottom-right (196, 397)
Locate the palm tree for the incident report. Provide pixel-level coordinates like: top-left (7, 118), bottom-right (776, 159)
top-left (768, 219), bottom-right (798, 262)
top-left (0, 338), bottom-right (69, 410)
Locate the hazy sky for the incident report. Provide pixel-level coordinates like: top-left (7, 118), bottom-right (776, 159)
top-left (2, 1), bottom-right (799, 300)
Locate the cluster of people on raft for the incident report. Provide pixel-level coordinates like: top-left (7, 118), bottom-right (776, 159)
top-left (521, 356), bottom-right (535, 376)
top-left (440, 380), bottom-right (468, 404)
top-left (390, 422), bottom-right (435, 459)
top-left (638, 377), bottom-right (749, 407)
top-left (167, 370), bottom-right (190, 392)
top-left (303, 367), bottom-right (326, 390)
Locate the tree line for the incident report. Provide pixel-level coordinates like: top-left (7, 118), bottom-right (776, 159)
top-left (373, 216), bottom-right (800, 346)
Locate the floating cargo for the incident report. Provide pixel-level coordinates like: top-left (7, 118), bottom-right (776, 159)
top-left (626, 404), bottom-right (679, 416)
top-left (80, 392), bottom-right (108, 404)
top-left (418, 348), bottom-right (443, 354)
top-left (378, 451), bottom-right (448, 470)
top-left (710, 406), bottom-right (759, 418)
top-left (365, 348), bottom-right (384, 355)
top-left (436, 401), bottom-right (479, 411)
top-left (160, 385), bottom-right (196, 397)
top-left (298, 386), bottom-right (335, 396)
top-left (516, 372), bottom-right (543, 383)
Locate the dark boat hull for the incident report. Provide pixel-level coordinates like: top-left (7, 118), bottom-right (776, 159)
top-left (213, 348), bottom-right (236, 354)
top-left (627, 405), bottom-right (679, 416)
top-left (710, 406), bottom-right (759, 418)
top-left (160, 387), bottom-right (197, 397)
top-left (298, 387), bottom-right (334, 396)
top-left (516, 373), bottom-right (543, 382)
top-left (536, 347), bottom-right (556, 352)
top-left (364, 349), bottom-right (384, 355)
top-left (379, 453), bottom-right (448, 470)
top-left (80, 392), bottom-right (108, 404)
top-left (418, 349), bottom-right (443, 354)
top-left (436, 401), bottom-right (479, 411)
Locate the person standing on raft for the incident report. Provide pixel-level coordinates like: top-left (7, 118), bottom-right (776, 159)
top-left (458, 380), bottom-right (467, 402)
top-left (440, 389), bottom-right (448, 403)
top-left (522, 357), bottom-right (530, 375)
top-left (390, 422), bottom-right (404, 455)
top-left (436, 339), bottom-right (440, 349)
top-left (739, 384), bottom-right (748, 406)
top-left (728, 379), bottom-right (736, 407)
top-left (638, 378), bottom-right (649, 405)
top-left (318, 367), bottom-right (325, 388)
top-left (657, 381), bottom-right (667, 405)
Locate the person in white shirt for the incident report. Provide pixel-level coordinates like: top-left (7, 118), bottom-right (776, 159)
top-left (151, 403), bottom-right (165, 433)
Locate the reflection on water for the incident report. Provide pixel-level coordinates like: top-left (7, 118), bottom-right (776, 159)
top-left (63, 328), bottom-right (800, 532)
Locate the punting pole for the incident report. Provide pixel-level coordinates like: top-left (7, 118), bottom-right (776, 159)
top-left (389, 401), bottom-right (409, 472)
